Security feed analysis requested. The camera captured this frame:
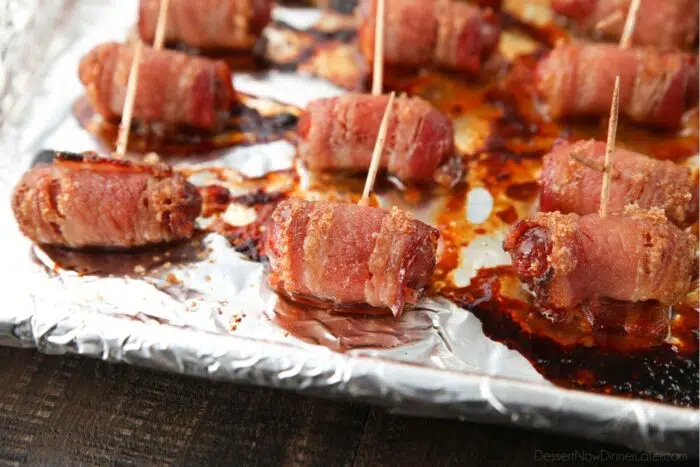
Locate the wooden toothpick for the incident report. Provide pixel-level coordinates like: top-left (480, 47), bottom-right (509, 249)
top-left (371, 0), bottom-right (385, 95)
top-left (153, 0), bottom-right (171, 50)
top-left (359, 92), bottom-right (395, 206)
top-left (115, 41), bottom-right (143, 158)
top-left (594, 10), bottom-right (623, 32)
top-left (571, 150), bottom-right (605, 172)
top-left (599, 76), bottom-right (620, 218)
top-left (570, 150), bottom-right (620, 178)
top-left (114, 0), bottom-right (169, 158)
top-left (619, 0), bottom-right (641, 49)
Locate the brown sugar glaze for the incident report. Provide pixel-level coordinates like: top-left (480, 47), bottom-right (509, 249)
top-left (389, 63), bottom-right (697, 407)
top-left (60, 9), bottom-right (699, 405)
top-left (252, 10), bottom-right (700, 405)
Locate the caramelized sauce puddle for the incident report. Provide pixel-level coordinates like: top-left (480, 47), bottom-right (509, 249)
top-left (441, 266), bottom-right (698, 407)
top-left (73, 94), bottom-right (299, 156)
top-left (34, 236), bottom-right (207, 277)
top-left (274, 295), bottom-right (433, 352)
top-left (56, 10), bottom-right (700, 406)
top-left (266, 47), bottom-right (698, 406)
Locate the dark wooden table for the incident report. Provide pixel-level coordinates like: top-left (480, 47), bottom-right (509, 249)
top-left (0, 346), bottom-right (696, 466)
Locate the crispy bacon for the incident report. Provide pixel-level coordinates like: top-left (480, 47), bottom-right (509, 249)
top-left (551, 0), bottom-right (699, 50)
top-left (79, 42), bottom-right (235, 130)
top-left (472, 0), bottom-right (501, 8)
top-left (264, 199), bottom-right (440, 315)
top-left (12, 153), bottom-right (202, 249)
top-left (541, 140), bottom-right (698, 228)
top-left (138, 0), bottom-right (272, 50)
top-left (503, 208), bottom-right (697, 309)
top-left (297, 93), bottom-right (456, 183)
top-left (357, 0), bottom-right (500, 74)
top-left (536, 43), bottom-right (699, 128)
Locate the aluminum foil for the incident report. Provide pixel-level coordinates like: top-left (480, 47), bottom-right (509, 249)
top-left (1, 0), bottom-right (698, 455)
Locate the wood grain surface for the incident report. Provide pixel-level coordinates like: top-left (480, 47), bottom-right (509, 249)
top-left (0, 346), bottom-right (696, 466)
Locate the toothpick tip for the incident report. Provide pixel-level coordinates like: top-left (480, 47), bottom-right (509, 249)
top-left (599, 75), bottom-right (621, 218)
top-left (359, 91), bottom-right (395, 205)
top-left (153, 0), bottom-right (171, 50)
top-left (619, 0), bottom-right (641, 49)
top-left (115, 41), bottom-right (144, 159)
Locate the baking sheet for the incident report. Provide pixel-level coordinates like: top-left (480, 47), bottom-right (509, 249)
top-left (1, 0), bottom-right (698, 455)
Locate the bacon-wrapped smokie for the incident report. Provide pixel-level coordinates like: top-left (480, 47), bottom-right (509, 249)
top-left (537, 43), bottom-right (699, 128)
top-left (541, 140), bottom-right (698, 228)
top-left (12, 153), bottom-right (202, 249)
top-left (551, 0), bottom-right (699, 50)
top-left (503, 208), bottom-right (698, 309)
top-left (357, 0), bottom-right (500, 74)
top-left (79, 42), bottom-right (235, 130)
top-left (138, 0), bottom-right (272, 50)
top-left (471, 0), bottom-right (501, 8)
top-left (298, 93), bottom-right (455, 184)
top-left (264, 199), bottom-right (440, 316)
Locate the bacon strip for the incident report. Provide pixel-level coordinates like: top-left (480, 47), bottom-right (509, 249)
top-left (264, 199), bottom-right (440, 315)
top-left (357, 0), bottom-right (500, 74)
top-left (536, 43), bottom-right (698, 128)
top-left (297, 93), bottom-right (455, 183)
top-left (79, 42), bottom-right (235, 130)
top-left (551, 0), bottom-right (699, 50)
top-left (138, 0), bottom-right (272, 50)
top-left (472, 0), bottom-right (501, 8)
top-left (12, 153), bottom-right (202, 249)
top-left (541, 140), bottom-right (698, 227)
top-left (503, 208), bottom-right (697, 309)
